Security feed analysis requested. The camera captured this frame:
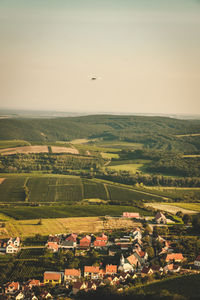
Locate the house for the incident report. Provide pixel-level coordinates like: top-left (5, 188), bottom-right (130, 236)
top-left (66, 233), bottom-right (77, 242)
top-left (194, 255), bottom-right (200, 267)
top-left (40, 291), bottom-right (53, 299)
top-left (7, 237), bottom-right (20, 247)
top-left (87, 281), bottom-right (97, 291)
top-left (43, 272), bottom-right (62, 285)
top-left (141, 267), bottom-right (154, 277)
top-left (64, 269), bottom-right (81, 282)
top-left (48, 235), bottom-right (61, 244)
top-left (5, 282), bottom-right (20, 294)
top-left (84, 266), bottom-right (104, 279)
top-left (46, 242), bottom-right (59, 253)
top-left (60, 240), bottom-right (76, 250)
top-left (6, 243), bottom-right (19, 254)
top-left (132, 228), bottom-right (142, 241)
top-left (79, 235), bottom-right (91, 249)
top-left (105, 265), bottom-right (117, 275)
top-left (118, 254), bottom-right (137, 273)
top-left (26, 279), bottom-right (41, 288)
top-left (15, 292), bottom-right (25, 300)
top-left (123, 212), bottom-right (141, 219)
top-left (95, 233), bottom-right (108, 242)
top-left (94, 240), bottom-right (107, 249)
top-left (155, 212), bottom-right (167, 224)
top-left (165, 253), bottom-right (184, 263)
top-left (135, 249), bottom-right (148, 262)
top-left (72, 282), bottom-right (88, 295)
top-left (163, 264), bottom-right (180, 273)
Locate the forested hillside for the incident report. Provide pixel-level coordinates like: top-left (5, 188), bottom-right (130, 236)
top-left (1, 115), bottom-right (200, 151)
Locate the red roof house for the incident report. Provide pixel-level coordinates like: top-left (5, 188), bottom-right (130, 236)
top-left (165, 253), bottom-right (184, 263)
top-left (79, 235), bottom-right (91, 248)
top-left (123, 212), bottom-right (140, 219)
top-left (105, 265), bottom-right (117, 275)
top-left (65, 269), bottom-right (81, 281)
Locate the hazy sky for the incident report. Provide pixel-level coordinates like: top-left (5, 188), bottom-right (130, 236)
top-left (0, 0), bottom-right (200, 114)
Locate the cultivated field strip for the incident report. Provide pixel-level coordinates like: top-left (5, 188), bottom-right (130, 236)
top-left (0, 175), bottom-right (166, 204)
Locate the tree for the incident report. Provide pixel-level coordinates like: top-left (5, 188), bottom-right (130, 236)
top-left (182, 214), bottom-right (191, 225)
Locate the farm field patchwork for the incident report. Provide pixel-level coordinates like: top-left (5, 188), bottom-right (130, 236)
top-left (0, 175), bottom-right (166, 204)
top-left (0, 145), bottom-right (48, 155)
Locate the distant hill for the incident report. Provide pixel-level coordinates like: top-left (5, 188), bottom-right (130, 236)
top-left (0, 115), bottom-right (200, 151)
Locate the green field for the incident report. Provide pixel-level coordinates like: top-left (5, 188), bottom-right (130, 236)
top-left (108, 163), bottom-right (143, 173)
top-left (167, 202), bottom-right (200, 212)
top-left (0, 177), bottom-right (26, 202)
top-left (83, 180), bottom-right (107, 200)
top-left (0, 139), bottom-right (30, 149)
top-left (107, 184), bottom-right (164, 203)
top-left (101, 152), bottom-right (120, 159)
top-left (0, 175), bottom-right (165, 205)
top-left (0, 204), bottom-right (152, 220)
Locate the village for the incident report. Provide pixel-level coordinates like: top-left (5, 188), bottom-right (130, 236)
top-left (0, 211), bottom-right (200, 300)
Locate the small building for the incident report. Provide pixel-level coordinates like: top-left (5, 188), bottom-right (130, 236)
top-left (43, 271), bottom-right (62, 285)
top-left (73, 282), bottom-right (87, 295)
top-left (123, 212), bottom-right (141, 219)
top-left (163, 263), bottom-right (180, 273)
top-left (64, 269), bottom-right (81, 282)
top-left (60, 239), bottom-right (76, 250)
top-left (84, 266), bottom-right (104, 279)
top-left (94, 240), bottom-right (107, 249)
top-left (7, 237), bottom-right (20, 247)
top-left (155, 212), bottom-right (167, 224)
top-left (5, 282), bottom-right (20, 294)
top-left (6, 243), bottom-right (19, 254)
top-left (46, 242), bottom-right (59, 253)
top-left (141, 267), bottom-right (154, 277)
top-left (105, 265), bottom-right (117, 275)
top-left (79, 235), bottom-right (91, 249)
top-left (194, 255), bottom-right (200, 267)
top-left (165, 253), bottom-right (184, 263)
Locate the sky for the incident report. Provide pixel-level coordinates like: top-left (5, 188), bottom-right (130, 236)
top-left (0, 0), bottom-right (200, 115)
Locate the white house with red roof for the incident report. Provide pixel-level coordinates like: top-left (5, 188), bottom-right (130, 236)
top-left (84, 266), bottom-right (104, 279)
top-left (6, 243), bottom-right (19, 254)
top-left (5, 282), bottom-right (20, 293)
top-left (79, 235), bottom-right (91, 249)
top-left (105, 265), bottom-right (117, 275)
top-left (46, 242), bottom-right (59, 252)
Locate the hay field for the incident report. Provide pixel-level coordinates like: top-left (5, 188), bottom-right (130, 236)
top-left (51, 146), bottom-right (79, 154)
top-left (0, 145), bottom-right (48, 155)
top-left (167, 202), bottom-right (200, 212)
top-left (1, 216), bottom-right (140, 238)
top-left (146, 202), bottom-right (198, 215)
